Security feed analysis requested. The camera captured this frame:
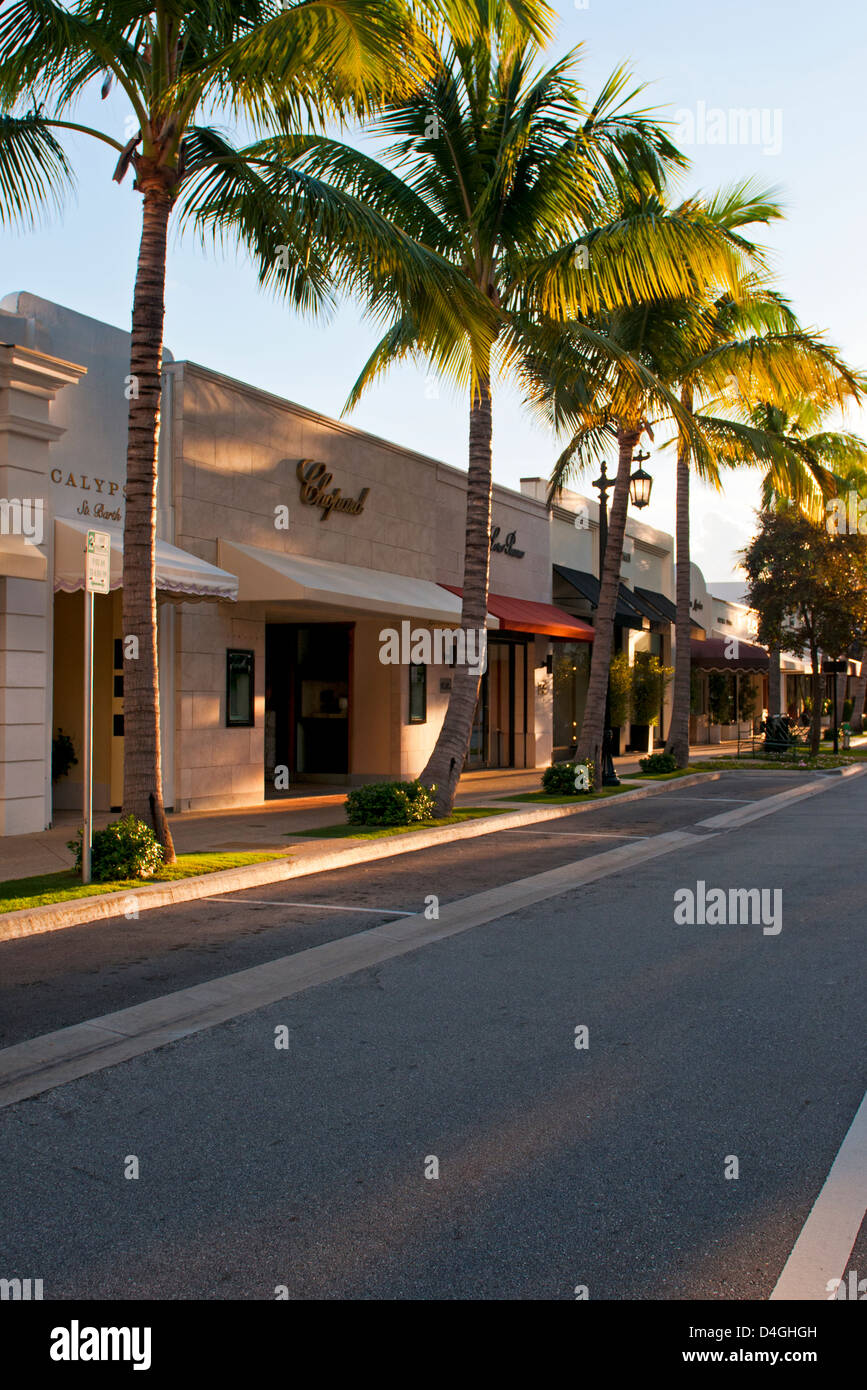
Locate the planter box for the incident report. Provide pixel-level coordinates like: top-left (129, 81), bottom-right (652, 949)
top-left (629, 724), bottom-right (655, 754)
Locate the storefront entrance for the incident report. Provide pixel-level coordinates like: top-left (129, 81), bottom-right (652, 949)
top-left (265, 624), bottom-right (352, 786)
top-left (466, 635), bottom-right (529, 769)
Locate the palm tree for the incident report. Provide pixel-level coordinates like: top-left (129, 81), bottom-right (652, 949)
top-left (0, 0), bottom-right (451, 859)
top-left (659, 296), bottom-right (864, 764)
top-left (526, 181), bottom-right (786, 783)
top-left (536, 174), bottom-right (865, 771)
top-left (749, 401), bottom-right (867, 725)
top-left (245, 15), bottom-right (768, 813)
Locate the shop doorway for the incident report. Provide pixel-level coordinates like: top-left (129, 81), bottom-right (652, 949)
top-left (265, 624), bottom-right (352, 787)
top-left (466, 635), bottom-right (529, 769)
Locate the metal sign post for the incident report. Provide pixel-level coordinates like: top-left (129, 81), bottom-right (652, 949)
top-left (82, 530), bottom-right (110, 884)
top-left (822, 658), bottom-right (848, 758)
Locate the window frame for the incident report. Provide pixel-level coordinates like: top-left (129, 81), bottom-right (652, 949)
top-left (226, 648), bottom-right (255, 728)
top-left (408, 661), bottom-right (427, 725)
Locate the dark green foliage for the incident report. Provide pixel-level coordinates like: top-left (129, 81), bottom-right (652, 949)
top-left (608, 652), bottom-right (632, 726)
top-left (631, 652), bottom-right (674, 726)
top-left (344, 780), bottom-right (436, 826)
top-left (541, 759), bottom-right (595, 795)
top-left (67, 814), bottom-right (164, 882)
top-left (51, 728), bottom-right (77, 782)
top-left (638, 751), bottom-right (678, 774)
top-left (708, 672), bottom-right (734, 725)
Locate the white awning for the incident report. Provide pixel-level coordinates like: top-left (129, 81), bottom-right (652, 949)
top-left (218, 539), bottom-right (478, 624)
top-left (54, 517), bottom-right (238, 601)
top-left (0, 533), bottom-right (47, 581)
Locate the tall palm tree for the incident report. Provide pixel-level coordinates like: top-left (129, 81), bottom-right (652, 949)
top-left (0, 0), bottom-right (455, 858)
top-left (750, 401), bottom-right (867, 724)
top-left (658, 294), bottom-right (864, 764)
top-left (526, 181), bottom-right (786, 783)
top-left (242, 15), bottom-right (765, 813)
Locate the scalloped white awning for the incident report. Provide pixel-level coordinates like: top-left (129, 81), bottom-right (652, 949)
top-left (54, 517), bottom-right (238, 602)
top-left (0, 533), bottom-right (47, 581)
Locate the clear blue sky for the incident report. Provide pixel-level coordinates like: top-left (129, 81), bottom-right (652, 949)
top-left (4, 0), bottom-right (865, 582)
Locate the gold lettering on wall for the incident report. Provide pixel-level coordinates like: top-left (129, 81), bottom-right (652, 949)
top-left (296, 459), bottom-right (369, 521)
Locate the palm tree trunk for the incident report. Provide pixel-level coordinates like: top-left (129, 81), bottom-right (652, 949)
top-left (577, 427), bottom-right (639, 786)
top-left (421, 364), bottom-right (493, 816)
top-left (849, 647), bottom-right (866, 733)
top-left (666, 416), bottom-right (691, 767)
top-left (122, 169), bottom-right (176, 862)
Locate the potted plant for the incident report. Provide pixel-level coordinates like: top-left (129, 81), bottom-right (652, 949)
top-left (707, 672), bottom-right (733, 743)
top-left (630, 653), bottom-right (673, 753)
top-left (607, 652), bottom-right (631, 757)
top-left (52, 729), bottom-right (77, 783)
top-left (689, 668), bottom-right (706, 744)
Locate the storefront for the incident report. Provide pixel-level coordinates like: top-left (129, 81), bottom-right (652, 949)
top-left (170, 357), bottom-right (592, 803)
top-left (521, 478), bottom-right (676, 759)
top-left (0, 292), bottom-right (594, 828)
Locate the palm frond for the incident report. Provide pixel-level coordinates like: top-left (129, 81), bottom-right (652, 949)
top-left (0, 109), bottom-right (73, 226)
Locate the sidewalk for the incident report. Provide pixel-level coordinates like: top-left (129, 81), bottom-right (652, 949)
top-left (0, 739), bottom-right (832, 882)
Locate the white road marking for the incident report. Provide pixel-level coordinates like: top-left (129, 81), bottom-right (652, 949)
top-left (497, 829), bottom-right (649, 839)
top-left (770, 1089), bottom-right (867, 1301)
top-left (664, 796), bottom-right (754, 803)
top-left (0, 829), bottom-right (703, 1108)
top-left (696, 773), bottom-right (865, 830)
top-left (0, 771), bottom-right (860, 1109)
top-left (207, 898), bottom-right (415, 915)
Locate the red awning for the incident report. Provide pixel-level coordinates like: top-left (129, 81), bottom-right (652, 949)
top-left (440, 585), bottom-right (594, 641)
top-left (690, 637), bottom-right (769, 673)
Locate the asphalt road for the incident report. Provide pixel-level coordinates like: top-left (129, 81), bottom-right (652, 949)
top-left (0, 770), bottom-right (864, 1300)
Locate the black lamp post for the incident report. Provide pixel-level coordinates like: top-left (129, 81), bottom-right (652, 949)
top-left (591, 449), bottom-right (654, 786)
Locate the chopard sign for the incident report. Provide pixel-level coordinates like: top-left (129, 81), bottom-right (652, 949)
top-left (296, 459), bottom-right (369, 521)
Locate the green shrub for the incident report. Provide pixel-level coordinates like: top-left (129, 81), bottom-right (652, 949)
top-left (737, 679), bottom-right (759, 724)
top-left (344, 780), bottom-right (435, 826)
top-left (638, 751), bottom-right (678, 775)
top-left (632, 652), bottom-right (674, 726)
top-left (708, 671), bottom-right (734, 725)
top-left (52, 729), bottom-right (77, 782)
top-left (541, 759), bottom-right (595, 795)
top-left (67, 814), bottom-right (164, 883)
top-left (690, 667), bottom-right (704, 716)
top-left (608, 652), bottom-right (632, 727)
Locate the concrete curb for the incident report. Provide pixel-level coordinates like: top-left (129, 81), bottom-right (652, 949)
top-left (0, 771), bottom-right (724, 942)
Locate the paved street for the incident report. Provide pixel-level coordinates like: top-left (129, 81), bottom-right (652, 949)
top-left (0, 771), bottom-right (864, 1300)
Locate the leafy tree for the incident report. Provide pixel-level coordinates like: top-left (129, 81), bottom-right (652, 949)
top-left (251, 15), bottom-right (767, 811)
top-left (748, 400), bottom-right (867, 724)
top-left (0, 0), bottom-right (450, 857)
top-left (608, 650), bottom-right (631, 726)
top-left (630, 651), bottom-right (672, 726)
top-left (742, 508), bottom-right (867, 754)
top-left (528, 176), bottom-right (781, 783)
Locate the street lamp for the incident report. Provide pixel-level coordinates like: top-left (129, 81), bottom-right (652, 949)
top-left (630, 449), bottom-right (653, 510)
top-left (590, 448), bottom-right (654, 786)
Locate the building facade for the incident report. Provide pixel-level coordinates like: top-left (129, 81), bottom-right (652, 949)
top-left (0, 293), bottom-right (595, 830)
